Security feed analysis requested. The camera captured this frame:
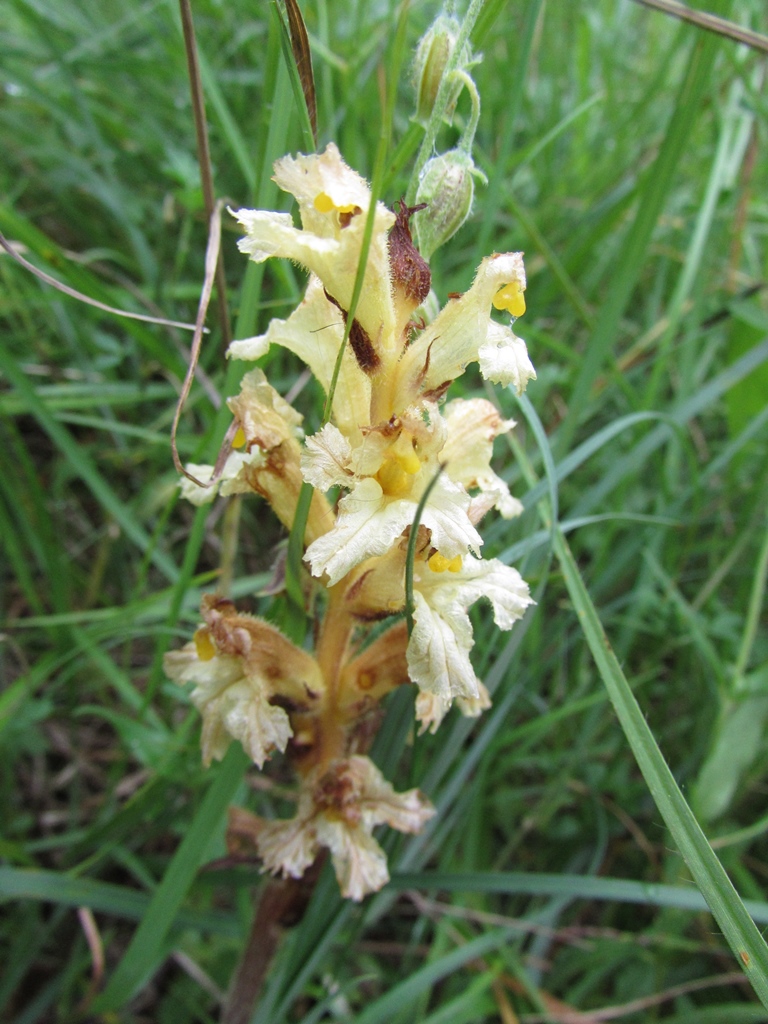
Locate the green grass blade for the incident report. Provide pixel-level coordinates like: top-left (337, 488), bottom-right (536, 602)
top-left (557, 2), bottom-right (732, 452)
top-left (553, 526), bottom-right (768, 1006)
top-left (353, 926), bottom-right (515, 1024)
top-left (0, 344), bottom-right (179, 583)
top-left (391, 869), bottom-right (768, 925)
top-left (92, 744), bottom-right (248, 1010)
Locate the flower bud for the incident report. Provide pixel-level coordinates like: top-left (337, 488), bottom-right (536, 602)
top-left (413, 15), bottom-right (466, 126)
top-left (413, 149), bottom-right (477, 260)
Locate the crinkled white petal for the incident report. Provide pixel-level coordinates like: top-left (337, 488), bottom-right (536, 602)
top-left (408, 589), bottom-right (477, 702)
top-left (167, 645), bottom-right (294, 768)
top-left (353, 756), bottom-right (435, 833)
top-left (478, 321), bottom-right (536, 393)
top-left (195, 680), bottom-right (292, 769)
top-left (449, 556), bottom-right (534, 630)
top-left (416, 471), bottom-right (483, 559)
top-left (304, 478), bottom-right (400, 585)
top-left (301, 423), bottom-right (354, 491)
top-left (257, 815), bottom-right (319, 879)
top-left (442, 398), bottom-right (521, 519)
top-left (177, 450), bottom-right (265, 505)
top-left (415, 691), bottom-right (452, 735)
top-left (456, 680), bottom-right (492, 718)
top-left (179, 464), bottom-right (219, 506)
top-left (164, 646), bottom-right (242, 691)
top-left (305, 473), bottom-right (481, 585)
top-left (234, 208), bottom-right (336, 265)
top-left (218, 449), bottom-right (267, 496)
top-left (408, 556), bottom-right (533, 711)
top-left (314, 818), bottom-right (389, 902)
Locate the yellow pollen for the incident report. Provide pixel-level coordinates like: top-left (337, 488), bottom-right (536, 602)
top-left (492, 280), bottom-right (526, 318)
top-left (428, 552), bottom-right (463, 573)
top-left (392, 432), bottom-right (421, 475)
top-left (194, 628), bottom-right (216, 661)
top-left (314, 192), bottom-right (357, 215)
top-left (232, 427), bottom-right (246, 449)
top-left (313, 192), bottom-right (335, 213)
top-left (376, 458), bottom-right (411, 497)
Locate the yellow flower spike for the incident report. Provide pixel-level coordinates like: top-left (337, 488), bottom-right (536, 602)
top-left (193, 628), bottom-right (217, 662)
top-left (232, 426), bottom-right (246, 449)
top-left (492, 280), bottom-right (526, 318)
top-left (428, 552), bottom-right (463, 573)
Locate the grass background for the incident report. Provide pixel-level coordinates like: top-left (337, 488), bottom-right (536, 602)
top-left (2, 0), bottom-right (768, 1020)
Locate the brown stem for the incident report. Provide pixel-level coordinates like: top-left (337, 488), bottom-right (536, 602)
top-left (313, 582), bottom-right (356, 766)
top-left (222, 857), bottom-right (325, 1024)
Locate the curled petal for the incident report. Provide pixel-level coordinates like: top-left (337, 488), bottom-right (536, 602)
top-left (257, 814), bottom-right (319, 880)
top-left (314, 819), bottom-right (390, 902)
top-left (415, 690), bottom-right (452, 735)
top-left (408, 590), bottom-right (477, 702)
top-left (178, 450), bottom-right (265, 506)
top-left (442, 398), bottom-right (521, 519)
top-left (407, 555), bottom-right (534, 719)
top-left (305, 473), bottom-right (481, 586)
top-left (450, 556), bottom-right (534, 630)
top-left (199, 682), bottom-right (292, 769)
top-left (456, 680), bottom-right (492, 718)
top-left (165, 645), bottom-right (293, 768)
top-left (302, 423), bottom-right (354, 491)
top-left (478, 321), bottom-right (536, 393)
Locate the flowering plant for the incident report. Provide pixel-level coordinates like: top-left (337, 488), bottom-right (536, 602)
top-left (165, 140), bottom-right (535, 901)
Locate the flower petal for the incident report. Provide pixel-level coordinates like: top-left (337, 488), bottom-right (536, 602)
top-left (305, 472), bottom-right (481, 585)
top-left (257, 814), bottom-right (319, 880)
top-left (441, 398), bottom-right (521, 518)
top-left (408, 589), bottom-right (477, 702)
top-left (229, 277), bottom-right (371, 440)
top-left (200, 681), bottom-right (292, 769)
top-left (478, 320), bottom-right (536, 393)
top-left (314, 818), bottom-right (389, 902)
top-left (301, 422), bottom-right (354, 491)
top-left (233, 144), bottom-right (396, 356)
top-left (395, 252), bottom-right (533, 403)
top-left (450, 556), bottom-right (534, 630)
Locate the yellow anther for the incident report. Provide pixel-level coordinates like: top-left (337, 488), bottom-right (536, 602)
top-left (492, 280), bottom-right (526, 318)
top-left (232, 427), bottom-right (246, 449)
top-left (314, 192), bottom-right (335, 213)
top-left (314, 192), bottom-right (358, 215)
top-left (428, 552), bottom-right (463, 573)
top-left (392, 432), bottom-right (421, 475)
top-left (376, 457), bottom-right (411, 497)
top-left (193, 628), bottom-right (216, 662)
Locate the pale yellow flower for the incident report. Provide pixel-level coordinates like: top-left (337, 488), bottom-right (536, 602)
top-left (256, 755), bottom-right (435, 901)
top-left (164, 596), bottom-right (325, 768)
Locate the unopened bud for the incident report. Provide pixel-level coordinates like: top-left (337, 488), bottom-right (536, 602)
top-left (413, 149), bottom-right (477, 260)
top-left (413, 15), bottom-right (467, 126)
